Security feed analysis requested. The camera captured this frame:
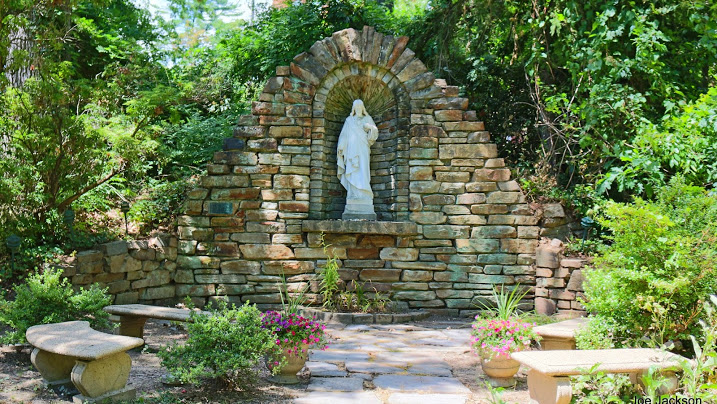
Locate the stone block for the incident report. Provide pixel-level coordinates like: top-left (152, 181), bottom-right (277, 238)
top-left (176, 256), bottom-right (221, 269)
top-left (174, 270), bottom-right (195, 283)
top-left (455, 238), bottom-right (500, 253)
top-left (536, 278), bottom-right (566, 288)
top-left (96, 241), bottom-right (128, 257)
top-left (401, 270), bottom-right (433, 282)
top-left (177, 284), bottom-right (216, 297)
top-left (274, 174), bottom-right (310, 189)
top-left (535, 246), bottom-right (560, 269)
top-left (543, 203), bottom-right (566, 218)
top-left (392, 291), bottom-right (437, 301)
top-left (231, 233), bottom-right (271, 244)
top-left (295, 247), bottom-right (346, 259)
top-left (561, 258), bottom-right (585, 268)
top-left (567, 270), bottom-right (584, 291)
top-left (472, 168), bottom-right (511, 182)
top-left (536, 267), bottom-right (553, 277)
top-left (409, 166), bottom-right (433, 180)
top-left (423, 225), bottom-right (469, 239)
top-left (264, 260), bottom-right (316, 275)
top-left (221, 260), bottom-right (262, 275)
top-left (471, 226), bottom-right (517, 239)
top-left (448, 215), bottom-right (487, 225)
top-left (468, 274), bottom-right (514, 284)
top-left (438, 144), bottom-right (497, 159)
top-left (423, 194), bottom-right (455, 205)
top-left (409, 181), bottom-right (440, 193)
top-left (239, 244), bottom-right (295, 260)
top-left (359, 269), bottom-right (401, 282)
top-left (268, 126), bottom-right (303, 138)
top-left (486, 192), bottom-right (522, 204)
top-left (379, 248), bottom-right (418, 261)
top-left (410, 212), bottom-right (446, 224)
top-left (535, 297), bottom-right (556, 316)
top-left (140, 286), bottom-right (175, 301)
top-left (347, 248), bottom-right (379, 259)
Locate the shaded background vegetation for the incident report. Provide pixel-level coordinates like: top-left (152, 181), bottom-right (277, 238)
top-left (1, 0), bottom-right (716, 281)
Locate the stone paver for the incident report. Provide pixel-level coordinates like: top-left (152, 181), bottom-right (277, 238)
top-left (291, 318), bottom-right (530, 403)
top-left (306, 361), bottom-right (348, 377)
top-left (387, 393), bottom-right (468, 404)
top-left (307, 376), bottom-right (365, 392)
top-left (294, 391), bottom-right (383, 404)
top-left (373, 375), bottom-right (471, 394)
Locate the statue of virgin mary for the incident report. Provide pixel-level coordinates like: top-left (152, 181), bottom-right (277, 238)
top-left (337, 99), bottom-right (378, 220)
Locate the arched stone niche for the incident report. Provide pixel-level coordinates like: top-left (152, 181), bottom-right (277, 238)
top-left (175, 27), bottom-right (541, 317)
top-left (310, 63), bottom-right (410, 220)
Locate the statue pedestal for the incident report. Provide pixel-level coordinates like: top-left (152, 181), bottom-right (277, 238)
top-left (342, 198), bottom-right (376, 220)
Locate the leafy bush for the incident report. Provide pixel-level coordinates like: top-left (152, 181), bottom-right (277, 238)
top-left (0, 267), bottom-right (112, 344)
top-left (158, 301), bottom-right (280, 388)
top-left (571, 365), bottom-right (637, 404)
top-left (574, 316), bottom-right (617, 350)
top-left (582, 179), bottom-right (717, 346)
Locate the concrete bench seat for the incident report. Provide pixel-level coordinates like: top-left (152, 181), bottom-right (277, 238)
top-left (103, 304), bottom-right (209, 338)
top-left (26, 321), bottom-right (144, 403)
top-left (534, 317), bottom-right (589, 350)
top-left (511, 348), bottom-right (684, 404)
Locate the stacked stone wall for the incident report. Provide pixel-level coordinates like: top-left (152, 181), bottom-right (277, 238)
top-left (534, 238), bottom-right (587, 317)
top-left (58, 234), bottom-right (177, 305)
top-left (174, 27), bottom-right (540, 316)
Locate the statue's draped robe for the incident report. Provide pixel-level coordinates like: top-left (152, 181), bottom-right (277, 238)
top-left (337, 114), bottom-right (378, 201)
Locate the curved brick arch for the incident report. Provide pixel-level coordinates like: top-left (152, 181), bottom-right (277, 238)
top-left (177, 27), bottom-right (541, 316)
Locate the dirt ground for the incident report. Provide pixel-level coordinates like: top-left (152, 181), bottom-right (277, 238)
top-left (0, 318), bottom-right (529, 403)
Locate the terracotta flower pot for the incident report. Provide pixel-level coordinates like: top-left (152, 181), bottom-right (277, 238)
top-left (481, 354), bottom-right (520, 387)
top-left (268, 344), bottom-right (309, 384)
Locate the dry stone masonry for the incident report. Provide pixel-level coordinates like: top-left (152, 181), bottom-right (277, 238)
top-left (175, 27), bottom-right (540, 316)
top-left (534, 239), bottom-right (587, 317)
top-left (58, 234), bottom-right (177, 305)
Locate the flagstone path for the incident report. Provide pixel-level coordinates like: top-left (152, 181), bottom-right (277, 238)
top-left (290, 320), bottom-right (531, 404)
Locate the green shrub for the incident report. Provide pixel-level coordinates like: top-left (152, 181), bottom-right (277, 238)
top-left (158, 301), bottom-right (280, 388)
top-left (582, 179), bottom-right (717, 346)
top-left (574, 316), bottom-right (617, 350)
top-left (571, 365), bottom-right (637, 404)
top-left (0, 267), bottom-right (112, 344)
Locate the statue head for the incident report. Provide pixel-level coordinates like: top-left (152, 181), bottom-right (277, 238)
top-left (350, 99), bottom-right (368, 117)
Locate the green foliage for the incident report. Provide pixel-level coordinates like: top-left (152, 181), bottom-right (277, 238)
top-left (226, 0), bottom-right (401, 86)
top-left (407, 0), bottom-right (717, 195)
top-left (0, 267), bottom-right (112, 344)
top-left (574, 316), bottom-right (617, 350)
top-left (570, 364), bottom-right (637, 404)
top-left (278, 274), bottom-right (308, 315)
top-left (318, 236), bottom-right (341, 311)
top-left (582, 179), bottom-right (717, 346)
top-left (676, 295), bottom-right (717, 400)
top-left (474, 284), bottom-right (529, 320)
top-left (128, 179), bottom-right (194, 233)
top-left (600, 83), bottom-right (717, 196)
top-left (158, 301), bottom-right (280, 388)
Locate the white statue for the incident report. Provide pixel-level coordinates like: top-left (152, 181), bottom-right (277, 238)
top-left (337, 99), bottom-right (378, 220)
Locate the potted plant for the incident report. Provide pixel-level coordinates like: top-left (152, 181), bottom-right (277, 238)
top-left (261, 310), bottom-right (328, 384)
top-left (471, 285), bottom-right (541, 386)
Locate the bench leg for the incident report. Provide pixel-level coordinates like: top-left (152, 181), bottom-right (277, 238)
top-left (71, 352), bottom-right (134, 400)
top-left (31, 348), bottom-right (76, 387)
top-left (113, 316), bottom-right (148, 339)
top-left (527, 369), bottom-right (572, 404)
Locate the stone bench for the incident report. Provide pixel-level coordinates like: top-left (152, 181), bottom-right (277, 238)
top-left (103, 304), bottom-right (209, 338)
top-left (26, 321), bottom-right (144, 403)
top-left (511, 348), bottom-right (684, 404)
top-left (534, 317), bottom-right (589, 350)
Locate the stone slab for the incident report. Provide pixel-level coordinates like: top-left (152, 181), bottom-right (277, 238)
top-left (294, 392), bottom-right (382, 404)
top-left (26, 321), bottom-right (143, 361)
top-left (307, 376), bottom-right (365, 392)
top-left (406, 364), bottom-right (453, 377)
top-left (345, 360), bottom-right (407, 374)
top-left (302, 220), bottom-right (418, 235)
top-left (534, 317), bottom-right (588, 339)
top-left (306, 361), bottom-right (349, 377)
top-left (388, 393), bottom-right (468, 404)
top-left (511, 348), bottom-right (684, 376)
top-left (373, 375), bottom-right (471, 394)
top-left (309, 350), bottom-right (370, 363)
top-left (103, 304), bottom-right (209, 322)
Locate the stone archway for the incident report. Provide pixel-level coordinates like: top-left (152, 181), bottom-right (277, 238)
top-left (176, 27), bottom-right (539, 315)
